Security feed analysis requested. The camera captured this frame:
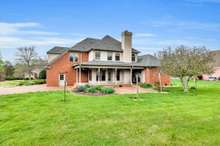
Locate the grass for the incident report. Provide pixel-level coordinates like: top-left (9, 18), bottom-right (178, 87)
top-left (0, 79), bottom-right (45, 87)
top-left (0, 80), bottom-right (220, 145)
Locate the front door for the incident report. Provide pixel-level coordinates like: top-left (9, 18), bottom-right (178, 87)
top-left (132, 71), bottom-right (141, 84)
top-left (59, 74), bottom-right (65, 86)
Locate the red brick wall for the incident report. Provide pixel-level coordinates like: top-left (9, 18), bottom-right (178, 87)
top-left (47, 51), bottom-right (88, 86)
top-left (144, 67), bottom-right (170, 86)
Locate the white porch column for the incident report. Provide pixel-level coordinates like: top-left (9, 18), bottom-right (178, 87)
top-left (114, 68), bottom-right (117, 85)
top-left (130, 67), bottom-right (133, 85)
top-left (106, 69), bottom-right (108, 83)
top-left (76, 68), bottom-right (78, 85)
top-left (98, 68), bottom-right (101, 84)
top-left (79, 66), bottom-right (81, 84)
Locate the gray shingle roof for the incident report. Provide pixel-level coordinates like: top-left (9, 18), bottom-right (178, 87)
top-left (69, 35), bottom-right (140, 53)
top-left (136, 54), bottom-right (160, 67)
top-left (47, 46), bottom-right (68, 54)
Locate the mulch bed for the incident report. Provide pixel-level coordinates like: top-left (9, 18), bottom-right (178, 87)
top-left (73, 91), bottom-right (112, 96)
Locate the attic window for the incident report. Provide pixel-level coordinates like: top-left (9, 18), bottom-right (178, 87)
top-left (69, 53), bottom-right (78, 62)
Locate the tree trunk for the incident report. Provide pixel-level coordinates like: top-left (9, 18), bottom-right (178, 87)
top-left (180, 76), bottom-right (189, 93)
top-left (194, 77), bottom-right (197, 89)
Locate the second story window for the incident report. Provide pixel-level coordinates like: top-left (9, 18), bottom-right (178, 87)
top-left (132, 53), bottom-right (136, 62)
top-left (69, 53), bottom-right (78, 62)
top-left (115, 53), bottom-right (120, 61)
top-left (95, 51), bottom-right (101, 60)
top-left (107, 52), bottom-right (113, 61)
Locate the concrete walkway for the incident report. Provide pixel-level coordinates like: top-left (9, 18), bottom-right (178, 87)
top-left (0, 84), bottom-right (71, 95)
top-left (0, 84), bottom-right (157, 95)
top-left (114, 86), bottom-right (157, 94)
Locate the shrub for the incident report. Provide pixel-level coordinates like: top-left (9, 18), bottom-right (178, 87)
top-left (5, 77), bottom-right (24, 80)
top-left (84, 84), bottom-right (91, 88)
top-left (39, 69), bottom-right (46, 79)
top-left (75, 85), bottom-right (87, 92)
top-left (190, 87), bottom-right (197, 90)
top-left (94, 85), bottom-right (102, 91)
top-left (139, 83), bottom-right (152, 88)
top-left (153, 81), bottom-right (162, 91)
top-left (87, 86), bottom-right (97, 93)
top-left (100, 87), bottom-right (115, 94)
top-left (33, 80), bottom-right (46, 84)
top-left (18, 81), bottom-right (25, 86)
top-left (17, 80), bottom-right (46, 86)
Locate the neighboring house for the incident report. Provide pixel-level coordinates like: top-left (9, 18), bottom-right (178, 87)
top-left (24, 68), bottom-right (43, 79)
top-left (202, 50), bottom-right (220, 80)
top-left (24, 59), bottom-right (47, 79)
top-left (46, 31), bottom-right (170, 87)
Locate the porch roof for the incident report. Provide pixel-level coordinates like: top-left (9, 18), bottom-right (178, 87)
top-left (73, 61), bottom-right (146, 69)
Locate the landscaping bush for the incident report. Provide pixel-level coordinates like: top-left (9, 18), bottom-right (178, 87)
top-left (74, 85), bottom-right (114, 95)
top-left (75, 85), bottom-right (87, 92)
top-left (94, 85), bottom-right (102, 91)
top-left (33, 80), bottom-right (46, 84)
top-left (139, 83), bottom-right (152, 88)
top-left (100, 87), bottom-right (115, 94)
top-left (39, 69), bottom-right (46, 79)
top-left (87, 86), bottom-right (97, 93)
top-left (190, 87), bottom-right (197, 90)
top-left (84, 84), bottom-right (91, 88)
top-left (17, 80), bottom-right (46, 86)
top-left (5, 77), bottom-right (24, 80)
top-left (153, 81), bottom-right (162, 91)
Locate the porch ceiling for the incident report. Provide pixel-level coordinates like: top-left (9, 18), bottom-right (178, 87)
top-left (73, 61), bottom-right (144, 69)
top-left (74, 65), bottom-right (144, 69)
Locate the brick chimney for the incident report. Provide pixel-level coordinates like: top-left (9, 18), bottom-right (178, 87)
top-left (121, 30), bottom-right (132, 62)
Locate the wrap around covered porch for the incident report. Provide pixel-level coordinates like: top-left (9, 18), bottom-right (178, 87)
top-left (74, 64), bottom-right (145, 85)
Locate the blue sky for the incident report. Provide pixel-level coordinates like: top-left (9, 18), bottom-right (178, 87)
top-left (0, 0), bottom-right (220, 61)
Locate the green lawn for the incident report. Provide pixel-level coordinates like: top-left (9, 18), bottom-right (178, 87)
top-left (0, 79), bottom-right (45, 87)
top-left (0, 80), bottom-right (220, 145)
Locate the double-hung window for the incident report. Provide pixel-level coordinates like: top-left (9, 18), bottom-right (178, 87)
top-left (115, 53), bottom-right (120, 61)
top-left (95, 51), bottom-right (101, 60)
top-left (107, 52), bottom-right (113, 61)
top-left (132, 53), bottom-right (136, 62)
top-left (69, 53), bottom-right (78, 62)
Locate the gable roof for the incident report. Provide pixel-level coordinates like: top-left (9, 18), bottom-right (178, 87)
top-left (47, 46), bottom-right (68, 54)
top-left (136, 54), bottom-right (160, 67)
top-left (69, 35), bottom-right (140, 53)
top-left (210, 50), bottom-right (220, 67)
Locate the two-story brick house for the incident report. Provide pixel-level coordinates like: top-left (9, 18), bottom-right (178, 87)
top-left (46, 31), bottom-right (170, 87)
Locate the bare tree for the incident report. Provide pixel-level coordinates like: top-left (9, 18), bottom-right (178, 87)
top-left (0, 54), bottom-right (3, 72)
top-left (159, 45), bottom-right (214, 92)
top-left (0, 52), bottom-right (5, 81)
top-left (4, 61), bottom-right (15, 78)
top-left (16, 47), bottom-right (37, 80)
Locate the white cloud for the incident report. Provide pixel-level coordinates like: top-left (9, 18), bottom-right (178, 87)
top-left (0, 22), bottom-right (82, 49)
top-left (0, 22), bottom-right (86, 61)
top-left (0, 22), bottom-right (41, 35)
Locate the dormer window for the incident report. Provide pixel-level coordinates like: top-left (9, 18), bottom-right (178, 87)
top-left (132, 53), bottom-right (136, 62)
top-left (95, 51), bottom-right (101, 60)
top-left (115, 53), bottom-right (120, 61)
top-left (107, 52), bottom-right (113, 61)
top-left (69, 53), bottom-right (78, 62)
